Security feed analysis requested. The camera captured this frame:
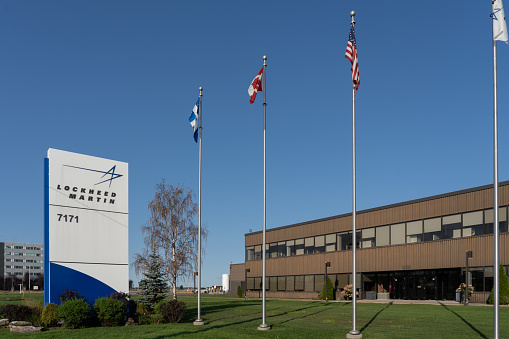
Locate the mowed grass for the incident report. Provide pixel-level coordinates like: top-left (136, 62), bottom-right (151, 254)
top-left (0, 293), bottom-right (508, 338)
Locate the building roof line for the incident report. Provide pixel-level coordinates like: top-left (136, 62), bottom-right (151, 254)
top-left (245, 180), bottom-right (509, 237)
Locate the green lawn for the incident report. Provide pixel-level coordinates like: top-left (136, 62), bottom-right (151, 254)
top-left (1, 294), bottom-right (508, 338)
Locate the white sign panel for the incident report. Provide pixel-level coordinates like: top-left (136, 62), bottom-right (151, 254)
top-left (45, 148), bottom-right (128, 305)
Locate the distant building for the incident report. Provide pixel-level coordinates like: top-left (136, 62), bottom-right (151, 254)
top-left (1, 242), bottom-right (44, 287)
top-left (235, 181), bottom-right (509, 302)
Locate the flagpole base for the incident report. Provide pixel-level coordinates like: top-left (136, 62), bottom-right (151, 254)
top-left (346, 330), bottom-right (362, 338)
top-left (193, 319), bottom-right (205, 326)
top-left (257, 324), bottom-right (271, 331)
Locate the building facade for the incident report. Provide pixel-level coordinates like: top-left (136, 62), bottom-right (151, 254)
top-left (1, 242), bottom-right (44, 288)
top-left (242, 182), bottom-right (509, 302)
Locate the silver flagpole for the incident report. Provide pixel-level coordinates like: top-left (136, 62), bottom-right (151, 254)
top-left (347, 10), bottom-right (362, 339)
top-left (258, 55), bottom-right (270, 331)
top-left (194, 87), bottom-right (205, 326)
top-left (492, 30), bottom-right (500, 339)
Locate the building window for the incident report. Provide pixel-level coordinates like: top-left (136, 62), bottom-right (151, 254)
top-left (254, 245), bottom-right (262, 260)
top-left (246, 277), bottom-right (254, 290)
top-left (424, 217), bottom-right (441, 241)
top-left (269, 277), bottom-right (277, 291)
top-left (463, 211), bottom-right (483, 237)
top-left (314, 274), bottom-right (324, 292)
top-left (14, 246), bottom-right (23, 249)
top-left (325, 234), bottom-right (336, 252)
top-left (338, 232), bottom-right (350, 250)
top-left (286, 240), bottom-right (295, 257)
top-left (246, 246), bottom-right (254, 261)
top-left (362, 228), bottom-right (375, 248)
top-left (304, 275), bottom-right (314, 292)
top-left (286, 276), bottom-right (295, 291)
top-left (278, 242), bottom-right (286, 258)
top-left (295, 239), bottom-right (305, 255)
top-left (442, 214), bottom-right (462, 239)
top-left (485, 207), bottom-right (508, 234)
top-left (277, 276), bottom-right (286, 291)
top-left (304, 237), bottom-right (314, 255)
top-left (391, 223), bottom-right (406, 245)
top-left (314, 235), bottom-right (325, 253)
top-left (269, 243), bottom-right (278, 258)
top-left (295, 276), bottom-right (304, 291)
top-left (406, 220), bottom-right (423, 243)
top-left (254, 277), bottom-right (262, 290)
top-left (376, 226), bottom-right (390, 247)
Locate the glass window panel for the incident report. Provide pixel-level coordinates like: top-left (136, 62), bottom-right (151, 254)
top-left (254, 245), bottom-right (262, 260)
top-left (337, 274), bottom-right (349, 289)
top-left (305, 237), bottom-right (314, 255)
top-left (463, 211), bottom-right (483, 237)
top-left (247, 277), bottom-right (255, 290)
top-left (315, 274), bottom-right (324, 292)
top-left (246, 246), bottom-right (254, 261)
top-left (315, 235), bottom-right (325, 253)
top-left (391, 223), bottom-right (406, 245)
top-left (405, 221), bottom-right (422, 243)
top-left (278, 242), bottom-right (286, 257)
top-left (362, 227), bottom-right (376, 248)
top-left (278, 276), bottom-right (286, 291)
top-left (485, 266), bottom-right (494, 293)
top-left (269, 277), bottom-right (277, 291)
top-left (254, 277), bottom-right (262, 290)
top-left (325, 234), bottom-right (336, 252)
top-left (304, 275), bottom-right (314, 292)
top-left (269, 243), bottom-right (277, 258)
top-left (376, 226), bottom-right (390, 246)
top-left (338, 232), bottom-right (350, 250)
top-left (286, 240), bottom-right (295, 257)
top-left (443, 214), bottom-right (462, 239)
top-left (295, 276), bottom-right (304, 291)
top-left (286, 276), bottom-right (295, 291)
top-left (485, 207), bottom-right (508, 234)
top-left (423, 218), bottom-right (441, 241)
top-left (295, 239), bottom-right (305, 255)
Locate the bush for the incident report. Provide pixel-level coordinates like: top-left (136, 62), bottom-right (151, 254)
top-left (94, 297), bottom-right (125, 326)
top-left (159, 299), bottom-right (186, 323)
top-left (488, 264), bottom-right (509, 305)
top-left (0, 304), bottom-right (33, 321)
top-left (237, 285), bottom-right (243, 298)
top-left (136, 302), bottom-right (152, 325)
top-left (58, 298), bottom-right (91, 328)
top-left (41, 303), bottom-right (59, 327)
top-left (319, 275), bottom-right (334, 300)
top-left (58, 289), bottom-right (84, 302)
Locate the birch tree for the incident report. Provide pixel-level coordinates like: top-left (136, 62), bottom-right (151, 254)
top-left (132, 180), bottom-right (207, 300)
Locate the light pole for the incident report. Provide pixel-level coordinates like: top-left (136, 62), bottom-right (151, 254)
top-left (465, 250), bottom-right (473, 305)
top-left (325, 262), bottom-right (331, 301)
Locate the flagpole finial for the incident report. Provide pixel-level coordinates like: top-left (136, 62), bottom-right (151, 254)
top-left (263, 55), bottom-right (267, 66)
top-left (350, 11), bottom-right (355, 17)
top-left (199, 87), bottom-right (203, 96)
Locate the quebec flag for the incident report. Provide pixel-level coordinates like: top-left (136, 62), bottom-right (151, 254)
top-left (189, 99), bottom-right (199, 143)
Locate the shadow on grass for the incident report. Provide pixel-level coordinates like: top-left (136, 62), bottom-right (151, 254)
top-left (359, 302), bottom-right (392, 333)
top-left (181, 299), bottom-right (261, 323)
top-left (439, 303), bottom-right (488, 339)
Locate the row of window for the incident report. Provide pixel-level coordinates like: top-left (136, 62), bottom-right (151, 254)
top-left (246, 207), bottom-right (508, 261)
top-left (4, 253), bottom-right (42, 257)
top-left (5, 258), bottom-right (42, 262)
top-left (246, 273), bottom-right (353, 292)
top-left (5, 265), bottom-right (42, 270)
top-left (4, 245), bottom-right (42, 250)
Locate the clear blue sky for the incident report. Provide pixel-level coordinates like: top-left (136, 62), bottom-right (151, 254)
top-left (1, 1), bottom-right (508, 288)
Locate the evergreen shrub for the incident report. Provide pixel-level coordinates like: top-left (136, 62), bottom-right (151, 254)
top-left (488, 264), bottom-right (509, 305)
top-left (319, 275), bottom-right (334, 300)
top-left (58, 298), bottom-right (91, 328)
top-left (237, 285), bottom-right (243, 298)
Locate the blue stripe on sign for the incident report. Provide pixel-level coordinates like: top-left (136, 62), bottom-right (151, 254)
top-left (49, 263), bottom-right (117, 305)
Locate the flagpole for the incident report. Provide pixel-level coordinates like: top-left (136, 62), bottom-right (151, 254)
top-left (347, 10), bottom-right (362, 339)
top-left (492, 32), bottom-right (500, 339)
top-left (194, 86), bottom-right (205, 326)
top-left (258, 55), bottom-right (271, 331)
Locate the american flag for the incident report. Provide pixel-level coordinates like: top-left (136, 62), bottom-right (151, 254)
top-left (345, 23), bottom-right (360, 91)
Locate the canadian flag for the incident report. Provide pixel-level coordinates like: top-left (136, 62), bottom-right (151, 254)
top-left (248, 67), bottom-right (263, 104)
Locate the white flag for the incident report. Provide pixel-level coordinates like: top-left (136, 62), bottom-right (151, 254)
top-left (493, 0), bottom-right (509, 44)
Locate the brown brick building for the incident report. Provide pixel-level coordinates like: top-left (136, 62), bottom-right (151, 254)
top-left (235, 182), bottom-right (509, 302)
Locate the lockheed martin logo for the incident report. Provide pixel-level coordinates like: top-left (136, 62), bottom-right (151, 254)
top-left (64, 165), bottom-right (123, 187)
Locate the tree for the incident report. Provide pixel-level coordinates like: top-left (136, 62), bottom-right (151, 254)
top-left (319, 275), bottom-right (334, 300)
top-left (132, 180), bottom-right (208, 300)
top-left (488, 264), bottom-right (509, 305)
top-left (138, 248), bottom-right (167, 310)
top-left (236, 285), bottom-right (243, 298)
